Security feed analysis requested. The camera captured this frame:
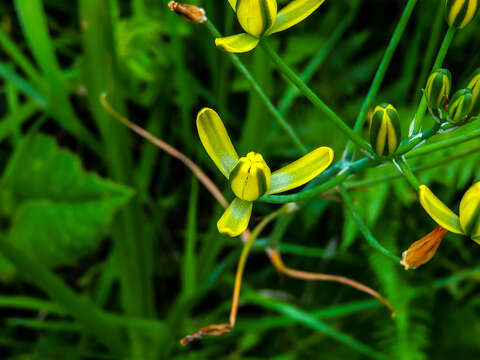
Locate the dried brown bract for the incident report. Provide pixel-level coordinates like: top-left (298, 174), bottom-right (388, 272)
top-left (401, 226), bottom-right (447, 270)
top-left (168, 1), bottom-right (207, 24)
top-left (180, 323), bottom-right (232, 346)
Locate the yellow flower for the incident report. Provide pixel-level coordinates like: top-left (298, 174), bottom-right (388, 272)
top-left (215, 0), bottom-right (327, 53)
top-left (197, 108), bottom-right (334, 236)
top-left (401, 183), bottom-right (480, 269)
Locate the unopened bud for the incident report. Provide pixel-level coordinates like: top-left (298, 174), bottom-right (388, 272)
top-left (369, 103), bottom-right (402, 156)
top-left (466, 68), bottom-right (480, 116)
top-left (425, 68), bottom-right (451, 114)
top-left (448, 88), bottom-right (473, 124)
top-left (445, 0), bottom-right (479, 29)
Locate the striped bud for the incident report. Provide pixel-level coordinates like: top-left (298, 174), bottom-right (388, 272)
top-left (447, 88), bottom-right (473, 124)
top-left (466, 68), bottom-right (480, 116)
top-left (459, 182), bottom-right (480, 244)
top-left (425, 68), bottom-right (452, 111)
top-left (369, 103), bottom-right (402, 156)
top-left (445, 0), bottom-right (479, 29)
top-left (229, 152), bottom-right (271, 201)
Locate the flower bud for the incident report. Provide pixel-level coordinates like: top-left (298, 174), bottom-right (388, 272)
top-left (466, 68), bottom-right (480, 116)
top-left (447, 88), bottom-right (473, 124)
top-left (445, 0), bottom-right (479, 29)
top-left (229, 152), bottom-right (271, 201)
top-left (425, 68), bottom-right (451, 112)
top-left (369, 103), bottom-right (402, 156)
top-left (459, 182), bottom-right (480, 243)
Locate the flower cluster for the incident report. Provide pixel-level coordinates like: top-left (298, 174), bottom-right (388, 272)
top-left (424, 67), bottom-right (480, 124)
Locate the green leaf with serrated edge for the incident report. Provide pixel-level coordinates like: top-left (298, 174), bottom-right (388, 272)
top-left (1, 134), bottom-right (133, 269)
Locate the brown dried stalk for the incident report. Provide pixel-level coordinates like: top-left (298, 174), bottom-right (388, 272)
top-left (266, 247), bottom-right (396, 317)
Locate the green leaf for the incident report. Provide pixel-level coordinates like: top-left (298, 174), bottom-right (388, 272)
top-left (1, 134), bottom-right (134, 268)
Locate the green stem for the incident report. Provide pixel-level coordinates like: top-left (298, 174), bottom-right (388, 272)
top-left (346, 145), bottom-right (480, 189)
top-left (0, 235), bottom-right (124, 354)
top-left (231, 204), bottom-right (298, 324)
top-left (344, 0), bottom-right (418, 158)
top-left (278, 1), bottom-right (360, 115)
top-left (260, 157), bottom-right (378, 204)
top-left (412, 27), bottom-right (456, 134)
top-left (414, 4), bottom-right (444, 103)
top-left (259, 120), bottom-right (451, 204)
top-left (393, 157), bottom-right (421, 189)
top-left (259, 39), bottom-right (374, 156)
top-left (338, 186), bottom-right (401, 263)
top-left (407, 125), bottom-right (480, 157)
top-left (205, 21), bottom-right (307, 154)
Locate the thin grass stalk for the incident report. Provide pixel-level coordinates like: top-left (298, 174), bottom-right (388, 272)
top-left (344, 0), bottom-right (418, 158)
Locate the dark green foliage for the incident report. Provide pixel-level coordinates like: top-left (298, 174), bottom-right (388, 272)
top-left (0, 0), bottom-right (480, 359)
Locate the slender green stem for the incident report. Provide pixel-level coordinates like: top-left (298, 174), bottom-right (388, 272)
top-left (346, 145), bottom-right (480, 189)
top-left (278, 1), bottom-right (360, 115)
top-left (260, 157), bottom-right (378, 204)
top-left (0, 235), bottom-right (124, 354)
top-left (338, 185), bottom-right (401, 263)
top-left (395, 122), bottom-right (442, 154)
top-left (259, 39), bottom-right (374, 156)
top-left (168, 10), bottom-right (193, 147)
top-left (259, 120), bottom-right (457, 204)
top-left (408, 125), bottom-right (480, 158)
top-left (231, 204), bottom-right (298, 324)
top-left (414, 4), bottom-right (444, 103)
top-left (182, 176), bottom-right (198, 299)
top-left (412, 27), bottom-right (456, 134)
top-left (393, 157), bottom-right (421, 189)
top-left (344, 0), bottom-right (418, 158)
top-left (205, 21), bottom-right (308, 154)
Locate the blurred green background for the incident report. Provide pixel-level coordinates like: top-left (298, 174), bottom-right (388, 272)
top-left (1, 0), bottom-right (480, 359)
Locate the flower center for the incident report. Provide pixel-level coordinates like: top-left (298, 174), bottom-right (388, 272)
top-left (229, 152), bottom-right (271, 201)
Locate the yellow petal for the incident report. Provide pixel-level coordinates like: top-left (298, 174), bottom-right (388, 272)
top-left (266, 0), bottom-right (326, 35)
top-left (419, 185), bottom-right (463, 234)
top-left (217, 198), bottom-right (253, 237)
top-left (236, 0), bottom-right (277, 37)
top-left (267, 146), bottom-right (333, 195)
top-left (215, 33), bottom-right (260, 53)
top-left (228, 0), bottom-right (237, 10)
top-left (459, 182), bottom-right (480, 241)
top-left (197, 108), bottom-right (239, 178)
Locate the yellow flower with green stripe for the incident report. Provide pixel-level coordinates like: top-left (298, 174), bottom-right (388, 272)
top-left (445, 0), bottom-right (479, 29)
top-left (197, 107), bottom-right (334, 236)
top-left (216, 0), bottom-right (327, 53)
top-left (401, 183), bottom-right (480, 269)
top-left (369, 103), bottom-right (401, 157)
